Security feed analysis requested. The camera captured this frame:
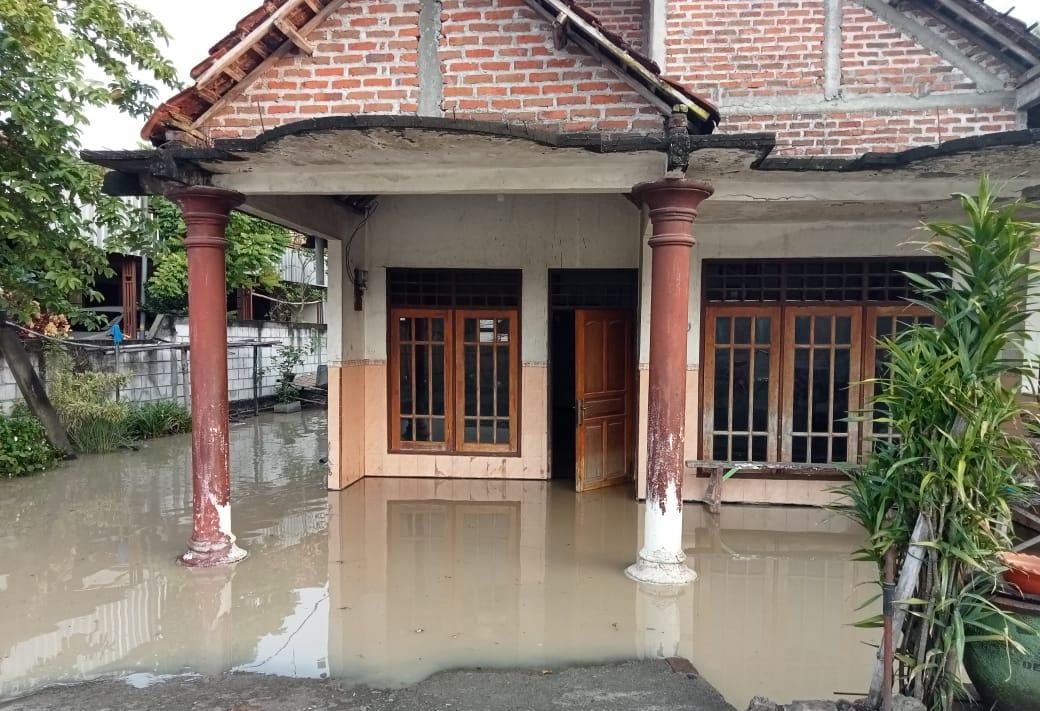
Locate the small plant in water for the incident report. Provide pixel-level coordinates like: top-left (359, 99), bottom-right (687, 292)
top-left (0, 409), bottom-right (60, 476)
top-left (840, 176), bottom-right (1040, 710)
top-left (45, 345), bottom-right (130, 453)
top-left (126, 400), bottom-right (192, 440)
top-left (274, 343), bottom-right (307, 404)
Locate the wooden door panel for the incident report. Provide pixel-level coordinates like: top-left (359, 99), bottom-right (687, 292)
top-left (575, 309), bottom-right (634, 492)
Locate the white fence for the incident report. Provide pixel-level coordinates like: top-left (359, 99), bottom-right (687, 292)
top-left (0, 319), bottom-right (327, 412)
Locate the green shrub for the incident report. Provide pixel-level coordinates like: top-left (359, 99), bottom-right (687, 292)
top-left (126, 400), bottom-right (192, 440)
top-left (45, 346), bottom-right (130, 453)
top-left (0, 412), bottom-right (60, 476)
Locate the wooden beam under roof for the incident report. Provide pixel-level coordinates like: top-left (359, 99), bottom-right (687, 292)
top-left (275, 18), bottom-right (316, 56)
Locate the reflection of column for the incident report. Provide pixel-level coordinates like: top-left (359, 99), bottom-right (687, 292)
top-left (626, 179), bottom-right (713, 586)
top-left (635, 583), bottom-right (684, 660)
top-left (189, 568), bottom-right (236, 675)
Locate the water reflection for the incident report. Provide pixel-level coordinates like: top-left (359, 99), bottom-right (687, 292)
top-left (0, 412), bottom-right (877, 707)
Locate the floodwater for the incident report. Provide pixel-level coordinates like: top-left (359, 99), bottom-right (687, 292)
top-left (0, 411), bottom-right (879, 707)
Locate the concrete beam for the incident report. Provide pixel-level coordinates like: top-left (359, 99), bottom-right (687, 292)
top-left (240, 195), bottom-right (357, 240)
top-left (216, 162), bottom-right (668, 196)
top-left (717, 89), bottom-right (1015, 116)
top-left (1018, 66), bottom-right (1040, 111)
top-left (855, 0), bottom-right (1005, 92)
top-left (823, 0), bottom-right (843, 101)
top-left (417, 0), bottom-right (444, 117)
top-left (703, 176), bottom-right (1038, 204)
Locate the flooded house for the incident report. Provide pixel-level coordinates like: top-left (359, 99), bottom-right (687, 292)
top-left (84, 0), bottom-right (1040, 582)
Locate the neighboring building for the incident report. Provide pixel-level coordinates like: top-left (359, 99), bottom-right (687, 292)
top-left (84, 0), bottom-right (1040, 570)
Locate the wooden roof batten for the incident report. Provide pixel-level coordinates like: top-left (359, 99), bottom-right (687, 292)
top-left (522, 0), bottom-right (719, 132)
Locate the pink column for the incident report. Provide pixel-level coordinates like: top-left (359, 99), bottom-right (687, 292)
top-left (626, 178), bottom-right (713, 586)
top-left (167, 186), bottom-right (248, 568)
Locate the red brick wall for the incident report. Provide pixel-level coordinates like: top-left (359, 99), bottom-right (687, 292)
top-left (840, 1), bottom-right (974, 95)
top-left (206, 0), bottom-right (421, 139)
top-left (729, 106), bottom-right (1018, 157)
top-left (580, 0), bottom-right (644, 49)
top-left (205, 0), bottom-right (660, 138)
top-left (202, 0), bottom-right (1020, 154)
top-left (666, 0), bottom-right (826, 98)
top-left (438, 0), bottom-right (660, 131)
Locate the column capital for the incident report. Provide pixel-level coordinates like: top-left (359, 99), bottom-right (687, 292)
top-left (166, 186), bottom-right (245, 249)
top-left (633, 178), bottom-right (714, 249)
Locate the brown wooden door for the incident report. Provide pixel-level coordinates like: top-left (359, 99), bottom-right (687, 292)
top-left (574, 309), bottom-right (634, 492)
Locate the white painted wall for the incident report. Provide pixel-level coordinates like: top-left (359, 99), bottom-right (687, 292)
top-left (339, 194), bottom-right (644, 363)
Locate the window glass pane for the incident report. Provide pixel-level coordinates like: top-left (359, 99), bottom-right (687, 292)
top-left (734, 317), bottom-right (751, 344)
top-left (811, 349), bottom-right (831, 432)
top-left (432, 318), bottom-right (444, 342)
top-left (713, 348), bottom-right (730, 430)
top-left (415, 344), bottom-right (429, 415)
top-left (464, 419), bottom-right (478, 443)
top-left (480, 419), bottom-right (494, 443)
top-left (793, 349), bottom-right (809, 430)
top-left (496, 420), bottom-right (510, 445)
top-left (464, 345), bottom-right (477, 416)
top-left (400, 418), bottom-right (413, 442)
top-left (833, 350), bottom-right (850, 433)
top-left (835, 316), bottom-right (851, 344)
top-left (479, 319), bottom-right (494, 343)
top-left (792, 436), bottom-right (807, 463)
top-left (875, 316), bottom-right (892, 340)
top-left (465, 318), bottom-right (477, 342)
top-left (415, 317), bottom-right (428, 341)
top-left (432, 344), bottom-right (445, 415)
top-left (715, 317), bottom-right (731, 343)
top-left (832, 436), bottom-right (848, 462)
top-left (712, 435), bottom-right (728, 460)
top-left (811, 436), bottom-right (829, 463)
top-left (732, 436), bottom-right (748, 460)
top-left (479, 345), bottom-right (494, 415)
top-left (795, 316), bottom-right (811, 344)
top-left (432, 418), bottom-right (445, 442)
top-left (732, 348), bottom-right (750, 431)
top-left (496, 346), bottom-right (510, 417)
top-left (751, 435), bottom-right (767, 461)
top-left (753, 349), bottom-right (769, 432)
top-left (496, 319), bottom-right (510, 343)
top-left (755, 316), bottom-right (771, 344)
top-left (399, 317), bottom-right (412, 341)
top-left (814, 316), bottom-right (831, 345)
top-left (399, 344), bottom-right (413, 415)
top-left (416, 418), bottom-right (431, 442)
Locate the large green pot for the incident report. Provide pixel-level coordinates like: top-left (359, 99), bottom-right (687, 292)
top-left (963, 591), bottom-right (1040, 710)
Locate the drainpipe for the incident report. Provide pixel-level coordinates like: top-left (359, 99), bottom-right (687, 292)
top-left (625, 178), bottom-right (713, 586)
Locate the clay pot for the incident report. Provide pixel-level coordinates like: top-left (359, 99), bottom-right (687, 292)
top-left (1000, 552), bottom-right (1040, 595)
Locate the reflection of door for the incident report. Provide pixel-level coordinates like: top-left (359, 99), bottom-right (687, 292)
top-left (575, 309), bottom-right (634, 492)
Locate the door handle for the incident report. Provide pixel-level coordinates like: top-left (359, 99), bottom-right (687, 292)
top-left (576, 399), bottom-right (583, 426)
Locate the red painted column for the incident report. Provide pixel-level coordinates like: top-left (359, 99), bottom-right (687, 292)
top-left (167, 186), bottom-right (248, 568)
top-left (626, 178), bottom-right (713, 586)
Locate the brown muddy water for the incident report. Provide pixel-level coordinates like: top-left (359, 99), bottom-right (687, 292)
top-left (0, 411), bottom-right (879, 707)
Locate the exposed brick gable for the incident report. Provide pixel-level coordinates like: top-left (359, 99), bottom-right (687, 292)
top-left (577, 0), bottom-right (645, 50)
top-left (204, 0), bottom-right (662, 138)
top-left (841, 1), bottom-right (975, 95)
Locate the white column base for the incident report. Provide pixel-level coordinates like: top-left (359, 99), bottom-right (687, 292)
top-left (627, 484), bottom-right (695, 585)
top-left (625, 552), bottom-right (696, 586)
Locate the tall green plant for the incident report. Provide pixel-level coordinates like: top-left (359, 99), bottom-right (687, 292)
top-left (840, 176), bottom-right (1040, 710)
top-left (45, 345), bottom-right (130, 453)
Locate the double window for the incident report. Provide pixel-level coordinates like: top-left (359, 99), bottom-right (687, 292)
top-left (701, 259), bottom-right (940, 468)
top-left (388, 269), bottom-right (521, 454)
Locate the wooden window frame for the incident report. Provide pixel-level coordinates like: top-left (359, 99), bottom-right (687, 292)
top-left (388, 306), bottom-right (520, 456)
top-left (454, 309), bottom-right (521, 455)
top-left (389, 308), bottom-right (454, 453)
top-left (780, 305), bottom-right (863, 465)
top-left (701, 305), bottom-right (782, 463)
top-left (700, 302), bottom-right (933, 478)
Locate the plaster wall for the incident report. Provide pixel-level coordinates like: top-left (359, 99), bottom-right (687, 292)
top-left (326, 193), bottom-right (643, 489)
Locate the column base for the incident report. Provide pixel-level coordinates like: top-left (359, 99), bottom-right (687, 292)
top-left (180, 539), bottom-right (248, 568)
top-left (625, 551), bottom-right (696, 586)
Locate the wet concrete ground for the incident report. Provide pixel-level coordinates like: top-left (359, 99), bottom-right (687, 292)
top-left (0, 660), bottom-right (735, 710)
top-left (0, 411), bottom-right (878, 708)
